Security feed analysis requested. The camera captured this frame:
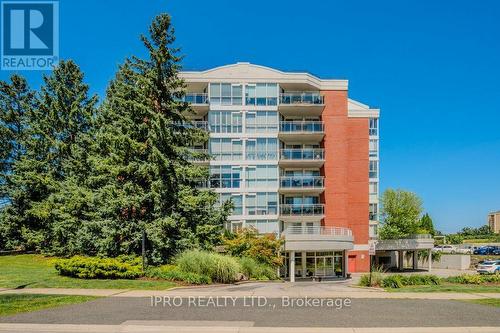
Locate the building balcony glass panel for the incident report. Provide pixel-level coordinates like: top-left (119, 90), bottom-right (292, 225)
top-left (176, 93), bottom-right (209, 115)
top-left (278, 93), bottom-right (325, 116)
top-left (279, 121), bottom-right (325, 142)
top-left (280, 204), bottom-right (324, 216)
top-left (279, 149), bottom-right (325, 168)
top-left (187, 148), bottom-right (210, 164)
top-left (279, 176), bottom-right (324, 194)
top-left (282, 226), bottom-right (354, 252)
top-left (246, 205), bottom-right (278, 216)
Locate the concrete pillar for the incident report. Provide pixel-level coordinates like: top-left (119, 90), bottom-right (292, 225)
top-left (428, 249), bottom-right (432, 272)
top-left (344, 251), bottom-right (349, 278)
top-left (289, 251), bottom-right (295, 283)
top-left (398, 250), bottom-right (404, 271)
top-left (301, 251), bottom-right (307, 278)
top-left (413, 251), bottom-right (418, 270)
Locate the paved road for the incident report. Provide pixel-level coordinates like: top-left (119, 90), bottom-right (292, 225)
top-left (1, 297), bottom-right (499, 327)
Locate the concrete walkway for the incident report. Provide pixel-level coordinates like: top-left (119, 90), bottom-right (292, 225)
top-left (0, 323), bottom-right (499, 333)
top-left (1, 282), bottom-right (499, 299)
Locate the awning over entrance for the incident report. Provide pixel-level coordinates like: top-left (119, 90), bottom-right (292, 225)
top-left (283, 226), bottom-right (354, 252)
top-left (375, 235), bottom-right (434, 251)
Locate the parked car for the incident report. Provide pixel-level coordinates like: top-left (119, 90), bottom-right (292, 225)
top-left (473, 246), bottom-right (495, 255)
top-left (456, 247), bottom-right (472, 254)
top-left (493, 247), bottom-right (500, 255)
top-left (476, 260), bottom-right (500, 274)
top-left (433, 245), bottom-right (457, 254)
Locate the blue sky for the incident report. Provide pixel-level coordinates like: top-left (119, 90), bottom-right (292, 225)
top-left (1, 0), bottom-right (499, 233)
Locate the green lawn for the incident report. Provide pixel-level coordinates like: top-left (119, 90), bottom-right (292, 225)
top-left (386, 283), bottom-right (500, 293)
top-left (463, 298), bottom-right (500, 308)
top-left (0, 254), bottom-right (177, 290)
top-left (0, 294), bottom-right (98, 317)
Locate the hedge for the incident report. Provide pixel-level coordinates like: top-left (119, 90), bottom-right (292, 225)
top-left (146, 265), bottom-right (211, 284)
top-left (54, 255), bottom-right (142, 279)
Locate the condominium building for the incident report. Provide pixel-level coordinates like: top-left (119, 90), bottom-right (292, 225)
top-left (179, 63), bottom-right (380, 280)
top-left (488, 211), bottom-right (500, 234)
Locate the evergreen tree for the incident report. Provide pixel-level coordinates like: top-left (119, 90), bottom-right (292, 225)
top-left (0, 75), bottom-right (34, 249)
top-left (0, 61), bottom-right (97, 251)
top-left (88, 14), bottom-right (229, 263)
top-left (419, 213), bottom-right (435, 236)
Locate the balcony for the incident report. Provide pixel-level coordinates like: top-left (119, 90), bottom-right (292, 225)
top-left (279, 148), bottom-right (325, 168)
top-left (280, 204), bottom-right (325, 223)
top-left (187, 148), bottom-right (210, 165)
top-left (279, 176), bottom-right (325, 194)
top-left (279, 121), bottom-right (324, 142)
top-left (283, 226), bottom-right (354, 252)
top-left (182, 120), bottom-right (209, 131)
top-left (177, 93), bottom-right (209, 115)
top-left (278, 92), bottom-right (325, 116)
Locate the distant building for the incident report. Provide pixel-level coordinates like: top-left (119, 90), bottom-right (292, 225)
top-left (488, 211), bottom-right (500, 234)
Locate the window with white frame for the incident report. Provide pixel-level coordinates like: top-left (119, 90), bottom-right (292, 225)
top-left (246, 138), bottom-right (278, 160)
top-left (369, 118), bottom-right (378, 136)
top-left (219, 193), bottom-right (243, 215)
top-left (369, 203), bottom-right (378, 221)
top-left (245, 83), bottom-right (278, 106)
top-left (369, 139), bottom-right (378, 157)
top-left (369, 182), bottom-right (378, 195)
top-left (369, 160), bottom-right (378, 179)
top-left (210, 166), bottom-right (241, 188)
top-left (246, 192), bottom-right (278, 215)
top-left (369, 224), bottom-right (378, 237)
top-left (245, 220), bottom-right (279, 234)
top-left (209, 83), bottom-right (242, 105)
top-left (246, 111), bottom-right (278, 133)
top-left (245, 165), bottom-right (279, 188)
top-left (209, 138), bottom-right (242, 161)
top-left (208, 111), bottom-right (242, 133)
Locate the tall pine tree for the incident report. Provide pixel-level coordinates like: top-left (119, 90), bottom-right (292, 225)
top-left (88, 14), bottom-right (229, 263)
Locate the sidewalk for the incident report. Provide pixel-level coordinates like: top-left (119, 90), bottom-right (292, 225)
top-left (0, 323), bottom-right (499, 333)
top-left (1, 286), bottom-right (499, 299)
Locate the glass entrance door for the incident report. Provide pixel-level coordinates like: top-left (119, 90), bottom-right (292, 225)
top-left (314, 256), bottom-right (334, 276)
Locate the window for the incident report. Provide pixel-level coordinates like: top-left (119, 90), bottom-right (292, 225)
top-left (369, 203), bottom-right (378, 221)
top-left (246, 192), bottom-right (278, 215)
top-left (369, 160), bottom-right (378, 179)
top-left (245, 83), bottom-right (278, 106)
top-left (209, 83), bottom-right (242, 105)
top-left (208, 111), bottom-right (242, 133)
top-left (246, 138), bottom-right (278, 160)
top-left (219, 193), bottom-right (243, 215)
top-left (246, 165), bottom-right (278, 188)
top-left (369, 139), bottom-right (378, 157)
top-left (210, 166), bottom-right (241, 188)
top-left (369, 118), bottom-right (378, 136)
top-left (209, 138), bottom-right (242, 161)
top-left (246, 111), bottom-right (278, 133)
top-left (245, 220), bottom-right (279, 234)
top-left (369, 224), bottom-right (378, 237)
top-left (369, 182), bottom-right (378, 195)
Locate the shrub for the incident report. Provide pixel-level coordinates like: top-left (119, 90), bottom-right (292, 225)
top-left (382, 275), bottom-right (404, 288)
top-left (54, 255), bottom-right (142, 279)
top-left (358, 266), bottom-right (384, 287)
top-left (176, 250), bottom-right (241, 283)
top-left (381, 274), bottom-right (441, 288)
top-left (146, 265), bottom-right (211, 285)
top-left (238, 256), bottom-right (278, 280)
top-left (445, 274), bottom-right (500, 284)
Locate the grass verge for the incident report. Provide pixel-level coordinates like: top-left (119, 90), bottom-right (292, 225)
top-left (0, 254), bottom-right (177, 290)
top-left (462, 298), bottom-right (500, 308)
top-left (0, 294), bottom-right (98, 317)
top-left (386, 283), bottom-right (500, 293)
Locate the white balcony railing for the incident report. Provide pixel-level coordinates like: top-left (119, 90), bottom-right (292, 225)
top-left (176, 93), bottom-right (209, 104)
top-left (280, 121), bottom-right (324, 133)
top-left (280, 92), bottom-right (324, 105)
top-left (280, 148), bottom-right (324, 161)
top-left (283, 226), bottom-right (352, 237)
top-left (280, 176), bottom-right (324, 189)
top-left (280, 204), bottom-right (324, 216)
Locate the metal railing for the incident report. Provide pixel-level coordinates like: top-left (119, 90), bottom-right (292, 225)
top-left (280, 204), bottom-right (324, 216)
top-left (187, 148), bottom-right (210, 162)
top-left (283, 226), bottom-right (352, 237)
top-left (181, 120), bottom-right (209, 131)
top-left (176, 93), bottom-right (209, 104)
top-left (280, 148), bottom-right (324, 161)
top-left (246, 205), bottom-right (278, 216)
top-left (280, 92), bottom-right (324, 105)
top-left (280, 121), bottom-right (324, 133)
top-left (280, 176), bottom-right (324, 189)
